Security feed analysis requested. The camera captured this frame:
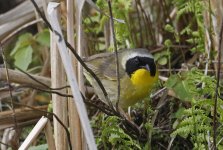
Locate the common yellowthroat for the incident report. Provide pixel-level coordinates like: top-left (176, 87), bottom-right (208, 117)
top-left (84, 48), bottom-right (158, 109)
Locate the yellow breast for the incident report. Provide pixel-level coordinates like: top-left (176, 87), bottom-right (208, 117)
top-left (119, 69), bottom-right (158, 109)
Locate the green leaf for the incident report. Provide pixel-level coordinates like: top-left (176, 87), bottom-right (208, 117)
top-left (36, 29), bottom-right (50, 47)
top-left (192, 31), bottom-right (199, 37)
top-left (161, 50), bottom-right (171, 56)
top-left (174, 107), bottom-right (186, 119)
top-left (165, 24), bottom-right (175, 33)
top-left (10, 33), bottom-right (33, 56)
top-left (166, 74), bottom-right (192, 101)
top-left (158, 57), bottom-right (168, 65)
top-left (154, 53), bottom-right (160, 61)
top-left (99, 16), bottom-right (109, 32)
top-left (174, 80), bottom-right (192, 101)
top-left (14, 45), bottom-right (33, 71)
top-left (165, 74), bottom-right (179, 88)
top-left (164, 39), bottom-right (172, 47)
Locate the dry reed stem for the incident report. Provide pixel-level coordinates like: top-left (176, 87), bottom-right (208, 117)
top-left (75, 0), bottom-right (88, 148)
top-left (44, 121), bottom-right (56, 150)
top-left (50, 12), bottom-right (68, 150)
top-left (47, 2), bottom-right (97, 149)
top-left (67, 0), bottom-right (83, 149)
top-left (0, 105), bottom-right (47, 130)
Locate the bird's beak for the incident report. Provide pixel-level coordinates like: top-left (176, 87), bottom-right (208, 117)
top-left (142, 64), bottom-right (150, 71)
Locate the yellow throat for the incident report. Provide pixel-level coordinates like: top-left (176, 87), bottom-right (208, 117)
top-left (130, 68), bottom-right (158, 97)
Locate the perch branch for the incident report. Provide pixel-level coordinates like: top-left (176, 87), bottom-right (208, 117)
top-left (0, 68), bottom-right (51, 88)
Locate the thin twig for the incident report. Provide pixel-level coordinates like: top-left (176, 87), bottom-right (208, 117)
top-left (137, 0), bottom-right (149, 45)
top-left (30, 0), bottom-right (53, 30)
top-left (0, 141), bottom-right (12, 148)
top-left (213, 17), bottom-right (223, 150)
top-left (0, 43), bottom-right (18, 133)
top-left (148, 91), bottom-right (168, 148)
top-left (14, 65), bottom-right (70, 90)
top-left (107, 0), bottom-right (121, 110)
top-left (139, 2), bottom-right (156, 45)
top-left (16, 85), bottom-right (73, 98)
top-left (1, 19), bottom-right (43, 45)
top-left (14, 65), bottom-right (50, 89)
top-left (135, 0), bottom-right (143, 46)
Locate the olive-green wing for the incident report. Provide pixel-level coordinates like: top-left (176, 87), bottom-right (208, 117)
top-left (84, 52), bottom-right (125, 80)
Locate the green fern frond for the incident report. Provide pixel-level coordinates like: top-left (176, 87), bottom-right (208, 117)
top-left (171, 124), bottom-right (194, 138)
top-left (98, 116), bottom-right (141, 149)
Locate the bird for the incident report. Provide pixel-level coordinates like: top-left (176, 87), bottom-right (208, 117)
top-left (83, 48), bottom-right (159, 110)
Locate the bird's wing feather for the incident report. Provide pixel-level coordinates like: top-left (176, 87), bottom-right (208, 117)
top-left (84, 52), bottom-right (125, 80)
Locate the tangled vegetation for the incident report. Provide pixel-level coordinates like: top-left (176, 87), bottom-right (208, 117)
top-left (1, 0), bottom-right (222, 149)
